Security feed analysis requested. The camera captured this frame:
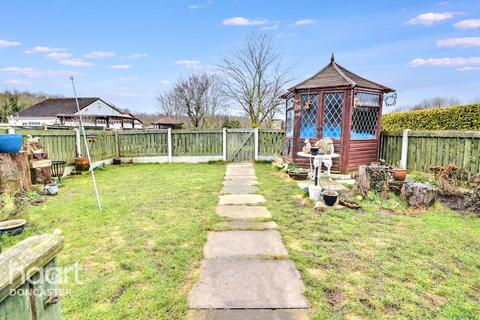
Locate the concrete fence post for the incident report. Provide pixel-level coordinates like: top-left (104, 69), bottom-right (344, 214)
top-left (222, 128), bottom-right (227, 162)
top-left (7, 127), bottom-right (15, 134)
top-left (74, 128), bottom-right (82, 157)
top-left (167, 128), bottom-right (173, 163)
top-left (254, 128), bottom-right (259, 161)
top-left (400, 129), bottom-right (410, 169)
top-left (113, 130), bottom-right (120, 157)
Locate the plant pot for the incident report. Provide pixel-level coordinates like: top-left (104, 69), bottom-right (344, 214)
top-left (288, 171), bottom-right (308, 180)
top-left (45, 183), bottom-right (58, 195)
top-left (309, 185), bottom-right (323, 201)
top-left (0, 134), bottom-right (23, 153)
top-left (0, 219), bottom-right (27, 235)
top-left (112, 157), bottom-right (121, 165)
top-left (74, 157), bottom-right (90, 171)
top-left (323, 191), bottom-right (339, 206)
top-left (310, 147), bottom-right (319, 156)
top-left (390, 169), bottom-right (407, 181)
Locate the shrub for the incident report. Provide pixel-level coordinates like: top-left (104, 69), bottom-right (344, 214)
top-left (382, 104), bottom-right (480, 130)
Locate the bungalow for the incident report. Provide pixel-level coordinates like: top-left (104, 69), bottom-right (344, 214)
top-left (151, 116), bottom-right (183, 129)
top-left (8, 97), bottom-right (142, 129)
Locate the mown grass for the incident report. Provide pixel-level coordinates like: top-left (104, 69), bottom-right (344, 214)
top-left (1, 163), bottom-right (225, 320)
top-left (255, 164), bottom-right (480, 320)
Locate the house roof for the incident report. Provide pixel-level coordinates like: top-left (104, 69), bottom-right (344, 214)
top-left (153, 116), bottom-right (183, 125)
top-left (284, 54), bottom-right (394, 95)
top-left (15, 97), bottom-right (100, 117)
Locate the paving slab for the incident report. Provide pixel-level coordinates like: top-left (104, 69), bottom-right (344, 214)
top-left (227, 163), bottom-right (254, 167)
top-left (219, 194), bottom-right (266, 205)
top-left (223, 179), bottom-right (258, 186)
top-left (204, 230), bottom-right (288, 258)
top-left (188, 309), bottom-right (310, 320)
top-left (225, 168), bottom-right (256, 175)
top-left (220, 185), bottom-right (259, 194)
top-left (188, 258), bottom-right (309, 309)
top-left (213, 220), bottom-right (278, 230)
top-left (224, 175), bottom-right (258, 181)
top-left (216, 205), bottom-right (272, 219)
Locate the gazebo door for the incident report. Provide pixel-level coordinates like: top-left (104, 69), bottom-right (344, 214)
top-left (321, 91), bottom-right (344, 140)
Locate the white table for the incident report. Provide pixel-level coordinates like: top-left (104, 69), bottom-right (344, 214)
top-left (296, 152), bottom-right (340, 186)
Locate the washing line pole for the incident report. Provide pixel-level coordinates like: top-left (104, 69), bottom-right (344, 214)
top-left (70, 76), bottom-right (103, 212)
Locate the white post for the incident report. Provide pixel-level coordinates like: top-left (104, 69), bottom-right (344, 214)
top-left (254, 128), bottom-right (259, 161)
top-left (7, 127), bottom-right (15, 134)
top-left (222, 128), bottom-right (227, 162)
top-left (74, 128), bottom-right (81, 157)
top-left (400, 129), bottom-right (410, 169)
top-left (167, 128), bottom-right (173, 163)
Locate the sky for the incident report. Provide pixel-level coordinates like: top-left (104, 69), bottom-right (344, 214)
top-left (0, 0), bottom-right (479, 114)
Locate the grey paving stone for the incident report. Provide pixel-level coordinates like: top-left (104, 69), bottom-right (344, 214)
top-left (223, 179), bottom-right (258, 187)
top-left (219, 194), bottom-right (266, 205)
top-left (220, 185), bottom-right (259, 194)
top-left (214, 220), bottom-right (278, 230)
top-left (187, 309), bottom-right (311, 320)
top-left (224, 175), bottom-right (258, 181)
top-left (216, 205), bottom-right (272, 219)
top-left (188, 258), bottom-right (309, 309)
top-left (204, 230), bottom-right (288, 258)
top-left (225, 169), bottom-right (256, 176)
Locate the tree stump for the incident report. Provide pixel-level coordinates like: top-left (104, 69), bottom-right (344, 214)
top-left (401, 181), bottom-right (437, 208)
top-left (0, 152), bottom-right (31, 195)
top-left (354, 164), bottom-right (390, 197)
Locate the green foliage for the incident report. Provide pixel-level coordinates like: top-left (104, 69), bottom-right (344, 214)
top-left (0, 90), bottom-right (61, 122)
top-left (222, 119), bottom-right (241, 128)
top-left (382, 104), bottom-right (480, 130)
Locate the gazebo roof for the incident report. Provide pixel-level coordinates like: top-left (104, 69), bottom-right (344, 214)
top-left (285, 54), bottom-right (394, 95)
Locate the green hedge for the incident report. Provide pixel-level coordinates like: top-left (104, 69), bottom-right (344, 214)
top-left (382, 104), bottom-right (480, 130)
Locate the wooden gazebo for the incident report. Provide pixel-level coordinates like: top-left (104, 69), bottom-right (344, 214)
top-left (281, 55), bottom-right (395, 173)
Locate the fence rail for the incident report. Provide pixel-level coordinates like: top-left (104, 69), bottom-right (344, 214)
top-left (380, 130), bottom-right (480, 176)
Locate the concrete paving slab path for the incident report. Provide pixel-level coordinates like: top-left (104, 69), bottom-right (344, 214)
top-left (223, 179), bottom-right (258, 186)
top-left (216, 205), bottom-right (272, 219)
top-left (218, 194), bottom-right (266, 205)
top-left (187, 309), bottom-right (311, 320)
top-left (220, 185), bottom-right (259, 194)
top-left (188, 258), bottom-right (309, 309)
top-left (204, 230), bottom-right (288, 258)
top-left (213, 220), bottom-right (278, 230)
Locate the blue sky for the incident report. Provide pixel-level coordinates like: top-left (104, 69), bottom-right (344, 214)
top-left (0, 0), bottom-right (479, 114)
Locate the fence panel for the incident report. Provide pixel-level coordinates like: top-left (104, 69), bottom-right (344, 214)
top-left (118, 130), bottom-right (168, 157)
top-left (172, 130), bottom-right (223, 156)
top-left (380, 130), bottom-right (480, 177)
top-left (17, 129), bottom-right (77, 164)
top-left (258, 130), bottom-right (284, 156)
top-left (79, 131), bottom-right (116, 162)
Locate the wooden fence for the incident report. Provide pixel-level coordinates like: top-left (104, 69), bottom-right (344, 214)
top-left (2, 128), bottom-right (284, 163)
top-left (380, 130), bottom-right (480, 176)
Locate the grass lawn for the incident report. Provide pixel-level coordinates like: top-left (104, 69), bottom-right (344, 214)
top-left (255, 164), bottom-right (480, 320)
top-left (1, 163), bottom-right (225, 320)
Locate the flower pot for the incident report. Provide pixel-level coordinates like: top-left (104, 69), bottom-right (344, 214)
top-left (74, 157), bottom-right (90, 171)
top-left (45, 183), bottom-right (58, 195)
top-left (288, 171), bottom-right (308, 180)
top-left (310, 147), bottom-right (319, 156)
top-left (0, 219), bottom-right (27, 236)
top-left (0, 134), bottom-right (23, 153)
top-left (323, 191), bottom-right (339, 206)
top-left (390, 169), bottom-right (407, 181)
top-left (309, 185), bottom-right (323, 201)
top-left (112, 157), bottom-right (121, 165)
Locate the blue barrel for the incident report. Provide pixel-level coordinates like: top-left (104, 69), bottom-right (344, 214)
top-left (0, 134), bottom-right (23, 153)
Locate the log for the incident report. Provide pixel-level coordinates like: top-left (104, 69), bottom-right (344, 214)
top-left (353, 164), bottom-right (390, 197)
top-left (0, 152), bottom-right (31, 195)
top-left (401, 181), bottom-right (437, 208)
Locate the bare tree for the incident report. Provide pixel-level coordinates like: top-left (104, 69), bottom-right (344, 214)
top-left (156, 72), bottom-right (222, 128)
top-left (411, 97), bottom-right (460, 110)
top-left (219, 32), bottom-right (290, 127)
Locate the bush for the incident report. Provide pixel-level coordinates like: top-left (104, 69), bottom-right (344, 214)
top-left (382, 104), bottom-right (480, 130)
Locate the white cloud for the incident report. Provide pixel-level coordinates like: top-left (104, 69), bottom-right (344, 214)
top-left (292, 19), bottom-right (316, 26)
top-left (188, 1), bottom-right (212, 10)
top-left (27, 46), bottom-right (66, 53)
top-left (454, 19), bottom-right (480, 29)
top-left (160, 80), bottom-right (170, 85)
top-left (405, 12), bottom-right (455, 25)
top-left (260, 24), bottom-right (279, 31)
top-left (117, 76), bottom-right (139, 81)
top-left (124, 53), bottom-right (147, 59)
top-left (6, 79), bottom-right (30, 86)
top-left (223, 17), bottom-right (268, 26)
top-left (437, 37), bottom-right (480, 48)
top-left (175, 59), bottom-right (200, 66)
top-left (84, 51), bottom-right (115, 59)
top-left (59, 58), bottom-right (94, 67)
top-left (45, 52), bottom-right (72, 60)
top-left (0, 39), bottom-right (21, 48)
top-left (408, 56), bottom-right (480, 67)
top-left (109, 64), bottom-right (132, 69)
top-left (0, 66), bottom-right (81, 78)
top-left (457, 66), bottom-right (480, 72)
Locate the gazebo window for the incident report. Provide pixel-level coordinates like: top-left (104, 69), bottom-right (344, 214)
top-left (285, 97), bottom-right (294, 137)
top-left (322, 92), bottom-right (343, 139)
top-left (351, 92), bottom-right (380, 139)
top-left (300, 94), bottom-right (318, 138)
